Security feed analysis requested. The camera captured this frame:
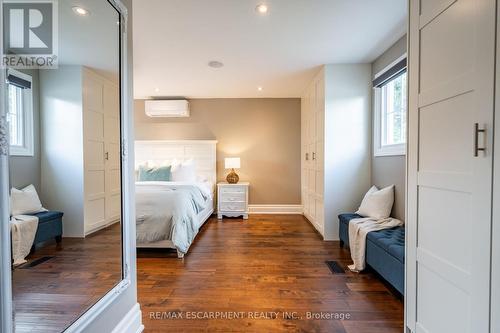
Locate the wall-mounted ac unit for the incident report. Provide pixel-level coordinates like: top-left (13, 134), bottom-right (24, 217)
top-left (145, 99), bottom-right (190, 117)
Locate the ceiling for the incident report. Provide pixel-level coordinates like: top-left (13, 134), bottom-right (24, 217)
top-left (58, 0), bottom-right (119, 81)
top-left (133, 0), bottom-right (407, 99)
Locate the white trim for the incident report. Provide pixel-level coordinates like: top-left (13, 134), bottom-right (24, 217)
top-left (492, 1), bottom-right (500, 329)
top-left (65, 279), bottom-right (131, 333)
top-left (248, 204), bottom-right (303, 214)
top-left (374, 52), bottom-right (408, 79)
top-left (373, 83), bottom-right (407, 157)
top-left (6, 68), bottom-right (34, 157)
top-left (0, 1), bottom-right (14, 329)
top-left (111, 303), bottom-right (144, 333)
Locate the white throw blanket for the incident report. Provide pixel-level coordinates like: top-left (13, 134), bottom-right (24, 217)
top-left (10, 215), bottom-right (39, 266)
top-left (348, 217), bottom-right (403, 272)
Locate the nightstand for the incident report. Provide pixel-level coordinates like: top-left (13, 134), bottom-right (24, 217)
top-left (217, 182), bottom-right (249, 220)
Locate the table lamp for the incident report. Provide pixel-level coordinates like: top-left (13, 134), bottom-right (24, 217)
top-left (225, 157), bottom-right (240, 184)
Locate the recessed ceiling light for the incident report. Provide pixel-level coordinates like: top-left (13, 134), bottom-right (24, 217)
top-left (72, 6), bottom-right (90, 16)
top-left (208, 61), bottom-right (224, 68)
top-left (154, 88), bottom-right (160, 93)
top-left (255, 4), bottom-right (268, 15)
top-left (257, 87), bottom-right (263, 91)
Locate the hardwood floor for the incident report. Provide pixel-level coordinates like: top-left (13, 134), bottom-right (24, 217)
top-left (12, 223), bottom-right (122, 333)
top-left (137, 215), bottom-right (403, 333)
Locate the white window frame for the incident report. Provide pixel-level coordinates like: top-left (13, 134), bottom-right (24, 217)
top-left (6, 69), bottom-right (34, 157)
top-left (373, 55), bottom-right (407, 157)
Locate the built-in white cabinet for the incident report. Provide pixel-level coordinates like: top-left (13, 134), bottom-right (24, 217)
top-left (40, 66), bottom-right (120, 237)
top-left (406, 0), bottom-right (498, 332)
top-left (301, 65), bottom-right (371, 240)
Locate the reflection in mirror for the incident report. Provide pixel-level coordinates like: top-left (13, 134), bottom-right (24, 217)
top-left (6, 1), bottom-right (122, 331)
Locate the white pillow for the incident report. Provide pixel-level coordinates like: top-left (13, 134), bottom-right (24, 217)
top-left (10, 184), bottom-right (45, 216)
top-left (356, 185), bottom-right (394, 219)
top-left (171, 160), bottom-right (196, 182)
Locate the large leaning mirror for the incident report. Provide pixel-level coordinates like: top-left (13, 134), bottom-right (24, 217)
top-left (4, 0), bottom-right (123, 331)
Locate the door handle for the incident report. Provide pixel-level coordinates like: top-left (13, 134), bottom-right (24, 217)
top-left (312, 152), bottom-right (316, 160)
top-left (305, 153), bottom-right (309, 161)
top-left (105, 152), bottom-right (109, 160)
top-left (474, 123), bottom-right (486, 157)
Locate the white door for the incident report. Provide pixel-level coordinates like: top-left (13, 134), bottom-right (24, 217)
top-left (104, 84), bottom-right (121, 223)
top-left (407, 0), bottom-right (495, 332)
top-left (83, 73), bottom-right (106, 234)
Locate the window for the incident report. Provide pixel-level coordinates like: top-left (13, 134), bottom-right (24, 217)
top-left (374, 58), bottom-right (407, 156)
top-left (6, 69), bottom-right (33, 156)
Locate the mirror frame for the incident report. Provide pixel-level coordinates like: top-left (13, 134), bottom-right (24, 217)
top-left (0, 0), bottom-right (134, 332)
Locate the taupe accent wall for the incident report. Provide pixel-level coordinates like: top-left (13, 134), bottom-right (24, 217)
top-left (371, 35), bottom-right (407, 221)
top-left (134, 98), bottom-right (302, 205)
top-left (9, 69), bottom-right (41, 192)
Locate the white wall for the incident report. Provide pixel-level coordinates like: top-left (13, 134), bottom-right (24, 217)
top-left (324, 64), bottom-right (372, 240)
top-left (40, 66), bottom-right (85, 237)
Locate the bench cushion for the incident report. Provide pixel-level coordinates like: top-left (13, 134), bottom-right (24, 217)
top-left (32, 211), bottom-right (63, 224)
top-left (366, 226), bottom-right (405, 263)
top-left (338, 213), bottom-right (405, 295)
top-left (338, 213), bottom-right (362, 246)
top-left (30, 211), bottom-right (63, 246)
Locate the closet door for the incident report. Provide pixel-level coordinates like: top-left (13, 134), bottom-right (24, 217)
top-left (306, 86), bottom-right (317, 222)
top-left (83, 72), bottom-right (106, 234)
top-left (104, 84), bottom-right (121, 223)
top-left (407, 0), bottom-right (495, 332)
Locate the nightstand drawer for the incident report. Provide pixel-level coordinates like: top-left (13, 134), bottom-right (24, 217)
top-left (219, 186), bottom-right (246, 194)
top-left (219, 202), bottom-right (246, 212)
top-left (219, 192), bottom-right (246, 202)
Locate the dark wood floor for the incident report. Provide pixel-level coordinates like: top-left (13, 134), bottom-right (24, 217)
top-left (12, 224), bottom-right (122, 333)
top-left (137, 215), bottom-right (403, 333)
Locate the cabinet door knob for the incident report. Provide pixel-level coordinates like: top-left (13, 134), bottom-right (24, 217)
top-left (305, 153), bottom-right (309, 161)
top-left (105, 152), bottom-right (109, 160)
top-left (312, 152), bottom-right (316, 160)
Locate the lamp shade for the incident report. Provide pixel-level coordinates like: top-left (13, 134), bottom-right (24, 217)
top-left (225, 157), bottom-right (240, 169)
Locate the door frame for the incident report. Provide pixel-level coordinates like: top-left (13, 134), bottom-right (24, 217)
top-left (491, 1), bottom-right (500, 330)
top-left (0, 1), bottom-right (136, 332)
top-left (0, 1), bottom-right (13, 330)
top-left (405, 0), bottom-right (417, 329)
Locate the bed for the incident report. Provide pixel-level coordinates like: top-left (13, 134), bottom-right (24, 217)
top-left (135, 140), bottom-right (217, 258)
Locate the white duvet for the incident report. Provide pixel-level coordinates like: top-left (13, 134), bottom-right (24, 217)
top-left (135, 181), bottom-right (211, 254)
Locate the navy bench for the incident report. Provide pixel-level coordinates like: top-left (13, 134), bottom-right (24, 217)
top-left (31, 211), bottom-right (63, 250)
top-left (338, 213), bottom-right (405, 295)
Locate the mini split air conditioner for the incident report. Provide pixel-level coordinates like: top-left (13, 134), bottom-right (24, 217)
top-left (145, 99), bottom-right (190, 117)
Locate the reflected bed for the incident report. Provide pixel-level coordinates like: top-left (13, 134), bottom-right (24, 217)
top-left (134, 140), bottom-right (217, 258)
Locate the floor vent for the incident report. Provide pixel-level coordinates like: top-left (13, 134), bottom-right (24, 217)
top-left (19, 256), bottom-right (54, 269)
top-left (325, 260), bottom-right (345, 274)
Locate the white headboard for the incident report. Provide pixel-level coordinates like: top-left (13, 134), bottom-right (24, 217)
top-left (135, 140), bottom-right (218, 185)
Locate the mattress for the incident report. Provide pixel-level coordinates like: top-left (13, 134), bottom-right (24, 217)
top-left (135, 181), bottom-right (214, 251)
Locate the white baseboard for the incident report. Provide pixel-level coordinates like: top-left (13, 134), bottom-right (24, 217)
top-left (112, 303), bottom-right (144, 333)
top-left (248, 204), bottom-right (303, 214)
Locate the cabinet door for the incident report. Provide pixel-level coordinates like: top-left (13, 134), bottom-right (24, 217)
top-left (308, 194), bottom-right (316, 220)
top-left (315, 199), bottom-right (324, 235)
top-left (302, 190), bottom-right (309, 216)
top-left (407, 0), bottom-right (495, 331)
top-left (83, 73), bottom-right (106, 233)
top-left (307, 167), bottom-right (316, 194)
top-left (315, 77), bottom-right (325, 141)
top-left (104, 84), bottom-right (121, 223)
